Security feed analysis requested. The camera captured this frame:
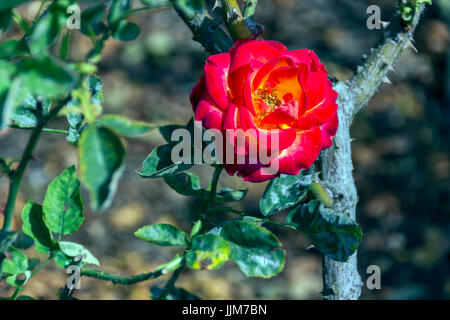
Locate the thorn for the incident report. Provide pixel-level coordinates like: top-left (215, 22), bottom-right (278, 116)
top-left (383, 76), bottom-right (392, 84)
top-left (306, 245), bottom-right (315, 250)
top-left (357, 66), bottom-right (363, 73)
top-left (381, 21), bottom-right (390, 28)
top-left (212, 0), bottom-right (222, 11)
top-left (406, 40), bottom-right (418, 53)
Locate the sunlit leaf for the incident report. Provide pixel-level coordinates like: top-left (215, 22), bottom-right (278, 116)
top-left (286, 201), bottom-right (363, 262)
top-left (97, 114), bottom-right (154, 137)
top-left (186, 234), bottom-right (230, 270)
top-left (220, 220), bottom-right (285, 278)
top-left (79, 126), bottom-right (125, 210)
top-left (135, 224), bottom-right (187, 246)
top-left (138, 143), bottom-right (194, 179)
top-left (21, 201), bottom-right (56, 253)
top-left (259, 168), bottom-right (314, 216)
top-left (58, 241), bottom-right (100, 266)
top-left (42, 166), bottom-right (84, 236)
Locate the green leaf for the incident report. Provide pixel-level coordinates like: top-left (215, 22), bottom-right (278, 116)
top-left (150, 286), bottom-right (200, 300)
top-left (16, 56), bottom-right (74, 98)
top-left (59, 31), bottom-right (70, 60)
top-left (79, 125), bottom-right (125, 210)
top-left (112, 20), bottom-right (140, 41)
top-left (189, 220), bottom-right (202, 239)
top-left (163, 172), bottom-right (202, 196)
top-left (0, 60), bottom-right (17, 129)
top-left (43, 166), bottom-right (84, 236)
top-left (138, 143), bottom-right (194, 179)
top-left (259, 168), bottom-right (314, 216)
top-left (0, 9), bottom-right (12, 31)
top-left (0, 247), bottom-right (34, 287)
top-left (58, 241), bottom-right (100, 266)
top-left (215, 188), bottom-right (247, 202)
top-left (108, 0), bottom-right (131, 24)
top-left (80, 3), bottom-right (107, 36)
top-left (29, 8), bottom-right (60, 55)
top-left (87, 75), bottom-right (103, 105)
top-left (0, 39), bottom-right (28, 60)
top-left (0, 231), bottom-right (16, 254)
top-left (220, 220), bottom-right (285, 278)
top-left (140, 0), bottom-right (170, 8)
top-left (9, 247), bottom-right (28, 273)
top-left (286, 201), bottom-right (363, 262)
top-left (135, 224), bottom-right (187, 246)
top-left (52, 250), bottom-right (70, 268)
top-left (21, 201), bottom-right (56, 253)
top-left (159, 124), bottom-right (184, 142)
top-left (10, 90), bottom-right (51, 129)
top-left (186, 234), bottom-right (230, 270)
top-left (97, 114), bottom-right (154, 137)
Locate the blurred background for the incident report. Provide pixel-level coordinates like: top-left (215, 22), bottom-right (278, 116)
top-left (0, 0), bottom-right (448, 299)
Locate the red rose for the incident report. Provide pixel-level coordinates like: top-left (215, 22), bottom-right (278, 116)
top-left (191, 39), bottom-right (338, 182)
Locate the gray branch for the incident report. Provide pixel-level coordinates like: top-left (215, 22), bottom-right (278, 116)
top-left (320, 3), bottom-right (427, 300)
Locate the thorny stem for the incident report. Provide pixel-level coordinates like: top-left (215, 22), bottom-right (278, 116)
top-left (320, 2), bottom-right (428, 300)
top-left (1, 96), bottom-right (70, 231)
top-left (8, 125), bottom-right (68, 135)
top-left (81, 268), bottom-right (164, 285)
top-left (170, 0), bottom-right (233, 54)
top-left (220, 0), bottom-right (252, 40)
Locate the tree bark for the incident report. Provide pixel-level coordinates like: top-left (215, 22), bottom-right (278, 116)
top-left (320, 4), bottom-right (427, 300)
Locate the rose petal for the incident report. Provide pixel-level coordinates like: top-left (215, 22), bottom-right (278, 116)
top-left (194, 97), bottom-right (224, 130)
top-left (204, 53), bottom-right (231, 110)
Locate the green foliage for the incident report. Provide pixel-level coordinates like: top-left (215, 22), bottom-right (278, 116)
top-left (113, 20), bottom-right (140, 41)
top-left (135, 224), bottom-right (188, 247)
top-left (29, 3), bottom-right (63, 56)
top-left (97, 114), bottom-right (154, 137)
top-left (219, 220), bottom-right (286, 278)
top-left (21, 201), bottom-right (56, 253)
top-left (286, 201), bottom-right (363, 262)
top-left (0, 247), bottom-right (36, 287)
top-left (43, 166), bottom-right (84, 236)
top-left (139, 143), bottom-right (194, 178)
top-left (16, 57), bottom-right (75, 98)
top-left (186, 234), bottom-right (230, 270)
top-left (79, 125), bottom-right (125, 210)
top-left (0, 9), bottom-right (13, 31)
top-left (164, 172), bottom-right (247, 202)
top-left (58, 241), bottom-right (100, 266)
top-left (80, 3), bottom-right (107, 36)
top-left (259, 168), bottom-right (314, 216)
top-left (164, 172), bottom-right (202, 196)
top-left (0, 39), bottom-right (29, 59)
